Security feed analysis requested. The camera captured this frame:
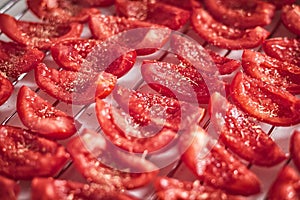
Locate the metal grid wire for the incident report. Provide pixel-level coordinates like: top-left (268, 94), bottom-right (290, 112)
top-left (0, 1), bottom-right (299, 199)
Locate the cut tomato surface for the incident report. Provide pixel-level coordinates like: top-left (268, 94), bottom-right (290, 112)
top-left (0, 175), bottom-right (19, 200)
top-left (96, 99), bottom-right (177, 153)
top-left (0, 125), bottom-right (70, 180)
top-left (290, 130), bottom-right (300, 172)
top-left (263, 37), bottom-right (300, 67)
top-left (17, 86), bottom-right (78, 140)
top-left (191, 7), bottom-right (269, 49)
top-left (230, 72), bottom-right (300, 126)
top-left (282, 4), bottom-right (300, 36)
top-left (267, 166), bottom-right (300, 200)
top-left (115, 0), bottom-right (190, 30)
top-left (181, 126), bottom-right (261, 196)
top-left (0, 73), bottom-right (13, 106)
top-left (51, 38), bottom-right (136, 78)
top-left (31, 177), bottom-right (136, 200)
top-left (141, 60), bottom-right (210, 104)
top-left (67, 129), bottom-right (159, 189)
top-left (0, 14), bottom-right (83, 50)
top-left (0, 41), bottom-right (45, 78)
top-left (210, 92), bottom-right (286, 166)
top-left (204, 0), bottom-right (275, 29)
top-left (113, 86), bottom-right (205, 132)
top-left (155, 177), bottom-right (245, 200)
top-left (242, 50), bottom-right (300, 94)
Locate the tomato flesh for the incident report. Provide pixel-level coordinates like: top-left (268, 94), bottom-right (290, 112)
top-left (290, 130), bottom-right (300, 172)
top-left (0, 74), bottom-right (13, 106)
top-left (0, 175), bottom-right (19, 200)
top-left (282, 4), bottom-right (300, 36)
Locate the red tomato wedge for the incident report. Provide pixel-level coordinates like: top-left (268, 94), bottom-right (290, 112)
top-left (31, 178), bottom-right (136, 200)
top-left (170, 34), bottom-right (240, 75)
top-left (113, 86), bottom-right (205, 132)
top-left (267, 166), bottom-right (300, 200)
top-left (78, 0), bottom-right (115, 6)
top-left (141, 60), bottom-right (210, 104)
top-left (67, 129), bottom-right (159, 189)
top-left (181, 126), bottom-right (261, 196)
top-left (17, 86), bottom-right (78, 140)
top-left (230, 72), bottom-right (300, 126)
top-left (27, 0), bottom-right (100, 23)
top-left (0, 175), bottom-right (19, 200)
top-left (0, 73), bottom-right (13, 106)
top-left (203, 0), bottom-right (275, 29)
top-left (282, 4), bottom-right (300, 36)
top-left (210, 92), bottom-right (286, 166)
top-left (263, 37), bottom-right (300, 67)
top-left (51, 39), bottom-right (136, 78)
top-left (35, 63), bottom-right (117, 104)
top-left (95, 98), bottom-right (177, 153)
top-left (191, 7), bottom-right (269, 49)
top-left (115, 0), bottom-right (190, 30)
top-left (0, 41), bottom-right (45, 78)
top-left (0, 14), bottom-right (83, 50)
top-left (242, 50), bottom-right (300, 94)
top-left (88, 14), bottom-right (171, 55)
top-left (155, 177), bottom-right (245, 200)
top-left (290, 130), bottom-right (300, 172)
top-left (0, 125), bottom-right (69, 180)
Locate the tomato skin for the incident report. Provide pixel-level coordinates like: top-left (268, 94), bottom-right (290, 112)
top-left (263, 37), bottom-right (300, 67)
top-left (0, 125), bottom-right (70, 180)
top-left (191, 7), bottom-right (269, 49)
top-left (95, 98), bottom-right (177, 153)
top-left (115, 0), bottom-right (190, 30)
top-left (27, 0), bottom-right (100, 23)
top-left (0, 14), bottom-right (83, 50)
top-left (17, 86), bottom-right (78, 140)
top-left (210, 93), bottom-right (286, 166)
top-left (290, 130), bottom-right (300, 172)
top-left (0, 175), bottom-right (19, 200)
top-left (155, 177), bottom-right (245, 200)
top-left (0, 41), bottom-right (45, 78)
top-left (282, 5), bottom-right (300, 36)
top-left (67, 129), bottom-right (159, 189)
top-left (204, 0), bottom-right (275, 29)
top-left (230, 72), bottom-right (300, 126)
top-left (242, 50), bottom-right (300, 94)
top-left (267, 166), bottom-right (300, 200)
top-left (31, 177), bottom-right (136, 200)
top-left (0, 73), bottom-right (13, 106)
top-left (181, 126), bottom-right (261, 196)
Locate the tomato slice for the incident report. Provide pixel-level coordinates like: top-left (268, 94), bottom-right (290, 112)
top-left (35, 63), bottom-right (117, 104)
top-left (0, 175), bottom-right (19, 200)
top-left (67, 129), bottom-right (159, 189)
top-left (170, 34), bottom-right (240, 75)
top-left (95, 98), bottom-right (177, 153)
top-left (141, 60), bottom-right (210, 104)
top-left (155, 177), bottom-right (244, 200)
top-left (115, 0), bottom-right (190, 30)
top-left (290, 130), bottom-right (300, 172)
top-left (51, 38), bottom-right (137, 78)
top-left (203, 0), bottom-right (275, 29)
top-left (27, 0), bottom-right (100, 23)
top-left (0, 41), bottom-right (45, 78)
top-left (0, 14), bottom-right (83, 50)
top-left (181, 126), bottom-right (261, 196)
top-left (158, 0), bottom-right (194, 10)
top-left (0, 73), bottom-right (13, 106)
top-left (267, 166), bottom-right (300, 199)
top-left (113, 86), bottom-right (205, 132)
top-left (0, 125), bottom-right (69, 180)
top-left (17, 86), bottom-right (78, 140)
top-left (230, 72), bottom-right (300, 126)
top-left (88, 14), bottom-right (171, 55)
top-left (191, 7), bottom-right (269, 49)
top-left (210, 92), bottom-right (286, 166)
top-left (282, 4), bottom-right (300, 36)
top-left (31, 177), bottom-right (136, 200)
top-left (263, 37), bottom-right (300, 67)
top-left (242, 50), bottom-right (300, 94)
